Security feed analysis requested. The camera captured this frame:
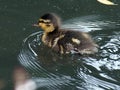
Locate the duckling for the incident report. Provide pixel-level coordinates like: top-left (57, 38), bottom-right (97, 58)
top-left (34, 13), bottom-right (98, 55)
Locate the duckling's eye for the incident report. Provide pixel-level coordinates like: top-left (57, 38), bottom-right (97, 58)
top-left (45, 22), bottom-right (50, 24)
top-left (46, 24), bottom-right (50, 27)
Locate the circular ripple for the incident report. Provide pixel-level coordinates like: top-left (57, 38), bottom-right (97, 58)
top-left (18, 17), bottom-right (120, 90)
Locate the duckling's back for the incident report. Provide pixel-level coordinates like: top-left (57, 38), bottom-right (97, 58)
top-left (57, 29), bottom-right (98, 54)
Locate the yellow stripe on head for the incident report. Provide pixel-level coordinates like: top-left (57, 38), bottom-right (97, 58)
top-left (39, 19), bottom-right (51, 23)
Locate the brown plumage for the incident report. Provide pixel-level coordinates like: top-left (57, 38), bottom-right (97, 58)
top-left (34, 13), bottom-right (98, 55)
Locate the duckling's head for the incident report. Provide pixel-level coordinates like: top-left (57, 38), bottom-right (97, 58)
top-left (36, 13), bottom-right (61, 33)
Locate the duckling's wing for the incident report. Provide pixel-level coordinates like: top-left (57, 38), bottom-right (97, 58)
top-left (57, 30), bottom-right (98, 54)
top-left (56, 31), bottom-right (78, 53)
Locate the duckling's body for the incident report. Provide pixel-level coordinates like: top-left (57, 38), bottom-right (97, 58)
top-left (34, 13), bottom-right (98, 55)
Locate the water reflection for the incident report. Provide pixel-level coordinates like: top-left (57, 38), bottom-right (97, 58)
top-left (18, 15), bottom-right (120, 90)
top-left (97, 0), bottom-right (118, 5)
top-left (62, 15), bottom-right (120, 32)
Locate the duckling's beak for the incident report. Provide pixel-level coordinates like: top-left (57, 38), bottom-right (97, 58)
top-left (32, 24), bottom-right (39, 27)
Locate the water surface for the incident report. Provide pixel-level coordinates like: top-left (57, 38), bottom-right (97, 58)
top-left (0, 0), bottom-right (120, 90)
top-left (18, 15), bottom-right (120, 90)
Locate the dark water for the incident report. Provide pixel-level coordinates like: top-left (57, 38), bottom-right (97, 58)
top-left (0, 0), bottom-right (120, 90)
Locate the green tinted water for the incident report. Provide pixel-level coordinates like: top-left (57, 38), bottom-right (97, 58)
top-left (0, 0), bottom-right (120, 90)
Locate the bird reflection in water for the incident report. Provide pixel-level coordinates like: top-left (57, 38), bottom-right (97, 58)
top-left (13, 66), bottom-right (37, 90)
top-left (34, 44), bottom-right (86, 72)
top-left (30, 37), bottom-right (96, 72)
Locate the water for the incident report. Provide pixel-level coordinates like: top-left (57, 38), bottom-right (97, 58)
top-left (0, 0), bottom-right (120, 90)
